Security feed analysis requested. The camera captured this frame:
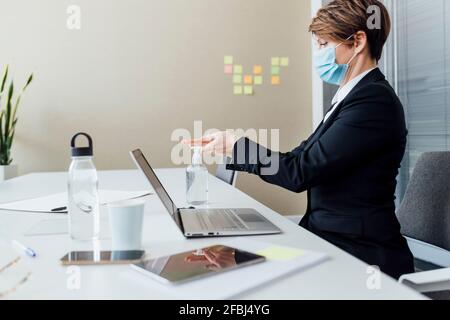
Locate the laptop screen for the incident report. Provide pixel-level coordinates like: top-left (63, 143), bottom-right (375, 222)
top-left (130, 149), bottom-right (179, 220)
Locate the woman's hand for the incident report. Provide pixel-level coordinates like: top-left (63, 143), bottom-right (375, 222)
top-left (182, 131), bottom-right (240, 157)
top-left (185, 247), bottom-right (237, 271)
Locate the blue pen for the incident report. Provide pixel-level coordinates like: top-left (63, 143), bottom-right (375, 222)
top-left (12, 240), bottom-right (37, 258)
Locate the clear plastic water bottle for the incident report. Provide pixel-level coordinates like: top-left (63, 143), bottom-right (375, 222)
top-left (68, 133), bottom-right (100, 241)
top-left (186, 147), bottom-right (208, 205)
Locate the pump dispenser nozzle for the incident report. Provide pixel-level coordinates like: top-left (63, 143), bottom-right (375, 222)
top-left (191, 147), bottom-right (203, 166)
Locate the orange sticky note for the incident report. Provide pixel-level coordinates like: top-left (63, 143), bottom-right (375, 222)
top-left (244, 75), bottom-right (253, 85)
top-left (224, 65), bottom-right (233, 74)
top-left (271, 76), bottom-right (280, 85)
top-left (253, 65), bottom-right (263, 75)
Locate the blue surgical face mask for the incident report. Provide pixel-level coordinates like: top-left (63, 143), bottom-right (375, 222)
top-left (313, 35), bottom-right (357, 86)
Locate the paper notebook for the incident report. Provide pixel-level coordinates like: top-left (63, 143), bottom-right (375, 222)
top-left (0, 190), bottom-right (151, 214)
top-left (23, 219), bottom-right (68, 236)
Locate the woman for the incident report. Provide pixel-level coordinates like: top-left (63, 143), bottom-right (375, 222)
top-left (186, 0), bottom-right (414, 279)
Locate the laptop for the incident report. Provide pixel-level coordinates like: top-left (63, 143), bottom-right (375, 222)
top-left (130, 149), bottom-right (282, 238)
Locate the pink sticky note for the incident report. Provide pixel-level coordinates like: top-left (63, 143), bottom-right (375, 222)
top-left (224, 65), bottom-right (233, 74)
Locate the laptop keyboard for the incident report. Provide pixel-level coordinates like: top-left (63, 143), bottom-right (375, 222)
top-left (195, 209), bottom-right (248, 230)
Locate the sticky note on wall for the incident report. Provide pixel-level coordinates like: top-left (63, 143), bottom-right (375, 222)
top-left (224, 65), bottom-right (233, 74)
top-left (253, 65), bottom-right (263, 75)
top-left (280, 57), bottom-right (290, 67)
top-left (234, 86), bottom-right (243, 95)
top-left (233, 75), bottom-right (242, 84)
top-left (244, 75), bottom-right (253, 85)
top-left (254, 76), bottom-right (263, 85)
top-left (271, 57), bottom-right (280, 66)
top-left (234, 65), bottom-right (243, 74)
top-left (271, 76), bottom-right (280, 85)
top-left (224, 56), bottom-right (234, 65)
top-left (244, 86), bottom-right (253, 95)
top-left (271, 66), bottom-right (280, 75)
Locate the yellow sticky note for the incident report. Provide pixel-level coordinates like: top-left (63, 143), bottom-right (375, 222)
top-left (244, 75), bottom-right (253, 85)
top-left (254, 76), bottom-right (263, 85)
top-left (233, 75), bottom-right (242, 84)
top-left (271, 57), bottom-right (280, 66)
top-left (271, 75), bottom-right (280, 85)
top-left (256, 246), bottom-right (305, 261)
top-left (280, 57), bottom-right (290, 67)
top-left (224, 55), bottom-right (233, 65)
top-left (253, 65), bottom-right (263, 75)
top-left (244, 86), bottom-right (253, 95)
top-left (234, 86), bottom-right (243, 95)
top-left (234, 65), bottom-right (243, 74)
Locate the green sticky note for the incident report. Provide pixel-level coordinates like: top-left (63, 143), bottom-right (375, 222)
top-left (234, 86), bottom-right (243, 95)
top-left (271, 57), bottom-right (280, 66)
top-left (234, 65), bottom-right (243, 74)
top-left (271, 66), bottom-right (280, 75)
top-left (256, 246), bottom-right (305, 261)
top-left (254, 76), bottom-right (263, 85)
top-left (224, 55), bottom-right (233, 65)
top-left (233, 75), bottom-right (242, 84)
top-left (280, 57), bottom-right (290, 67)
top-left (244, 86), bottom-right (253, 95)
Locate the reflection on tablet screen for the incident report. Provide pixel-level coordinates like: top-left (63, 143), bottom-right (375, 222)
top-left (134, 245), bottom-right (265, 284)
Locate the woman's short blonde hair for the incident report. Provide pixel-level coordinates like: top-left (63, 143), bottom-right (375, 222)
top-left (309, 0), bottom-right (391, 61)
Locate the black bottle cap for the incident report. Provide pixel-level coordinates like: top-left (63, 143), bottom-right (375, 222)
top-left (71, 132), bottom-right (93, 157)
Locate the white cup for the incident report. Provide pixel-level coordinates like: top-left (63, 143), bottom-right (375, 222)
top-left (108, 199), bottom-right (145, 250)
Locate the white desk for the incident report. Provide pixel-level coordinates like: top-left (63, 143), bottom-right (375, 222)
top-left (0, 169), bottom-right (425, 300)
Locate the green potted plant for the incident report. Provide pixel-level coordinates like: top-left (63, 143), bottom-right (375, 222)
top-left (0, 65), bottom-right (33, 181)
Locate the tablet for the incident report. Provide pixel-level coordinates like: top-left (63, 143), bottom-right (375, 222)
top-left (131, 245), bottom-right (265, 284)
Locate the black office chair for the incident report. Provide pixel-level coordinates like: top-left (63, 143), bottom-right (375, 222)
top-left (397, 152), bottom-right (450, 300)
top-left (215, 157), bottom-right (237, 186)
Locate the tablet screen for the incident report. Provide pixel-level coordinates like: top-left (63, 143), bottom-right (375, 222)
top-left (133, 245), bottom-right (265, 284)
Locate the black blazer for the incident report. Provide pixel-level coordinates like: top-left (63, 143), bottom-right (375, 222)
top-left (227, 68), bottom-right (414, 279)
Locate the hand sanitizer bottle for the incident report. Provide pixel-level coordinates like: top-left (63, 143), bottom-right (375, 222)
top-left (186, 147), bottom-right (208, 206)
top-left (68, 133), bottom-right (100, 241)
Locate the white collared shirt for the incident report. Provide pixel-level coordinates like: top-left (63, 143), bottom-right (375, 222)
top-left (323, 68), bottom-right (376, 123)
